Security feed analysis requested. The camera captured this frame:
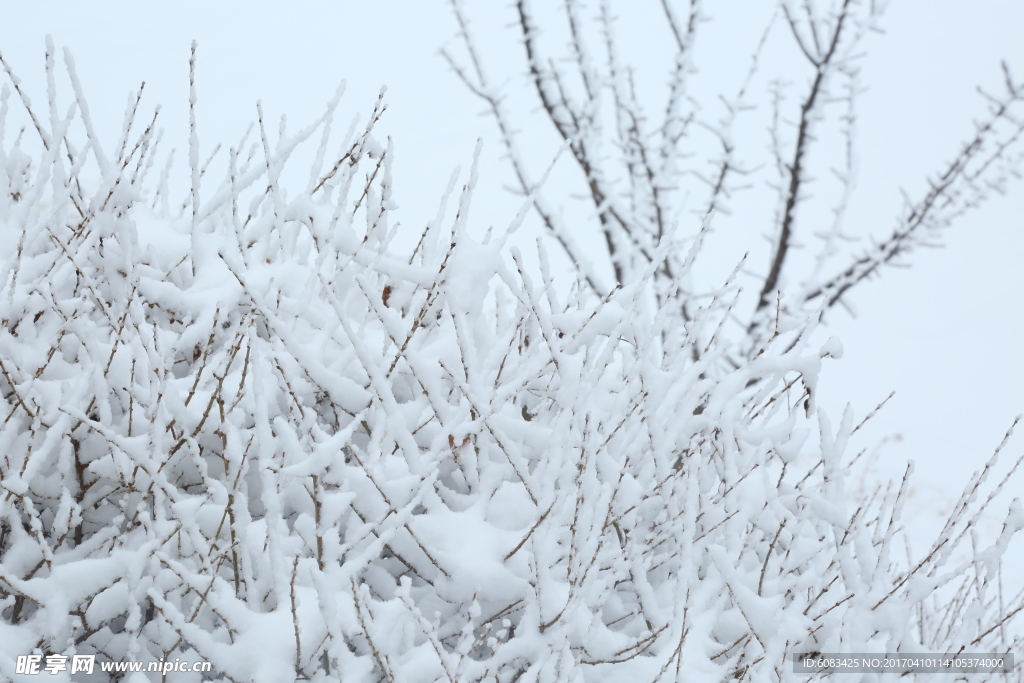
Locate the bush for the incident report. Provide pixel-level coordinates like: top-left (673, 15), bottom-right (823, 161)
top-left (0, 38), bottom-right (1021, 682)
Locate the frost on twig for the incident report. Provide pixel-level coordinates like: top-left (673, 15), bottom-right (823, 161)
top-left (445, 0), bottom-right (1024, 361)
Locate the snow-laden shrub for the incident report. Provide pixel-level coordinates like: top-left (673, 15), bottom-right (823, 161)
top-left (0, 48), bottom-right (1021, 682)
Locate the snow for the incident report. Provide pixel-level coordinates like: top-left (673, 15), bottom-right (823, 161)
top-left (0, 30), bottom-right (1020, 683)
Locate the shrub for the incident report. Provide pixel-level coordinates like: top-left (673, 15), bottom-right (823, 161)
top-left (0, 37), bottom-right (1021, 682)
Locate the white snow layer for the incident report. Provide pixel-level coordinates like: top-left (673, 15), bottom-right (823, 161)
top-left (0, 58), bottom-right (1019, 683)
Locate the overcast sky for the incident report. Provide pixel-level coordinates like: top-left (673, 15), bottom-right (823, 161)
top-left (2, 1), bottom-right (1022, 558)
